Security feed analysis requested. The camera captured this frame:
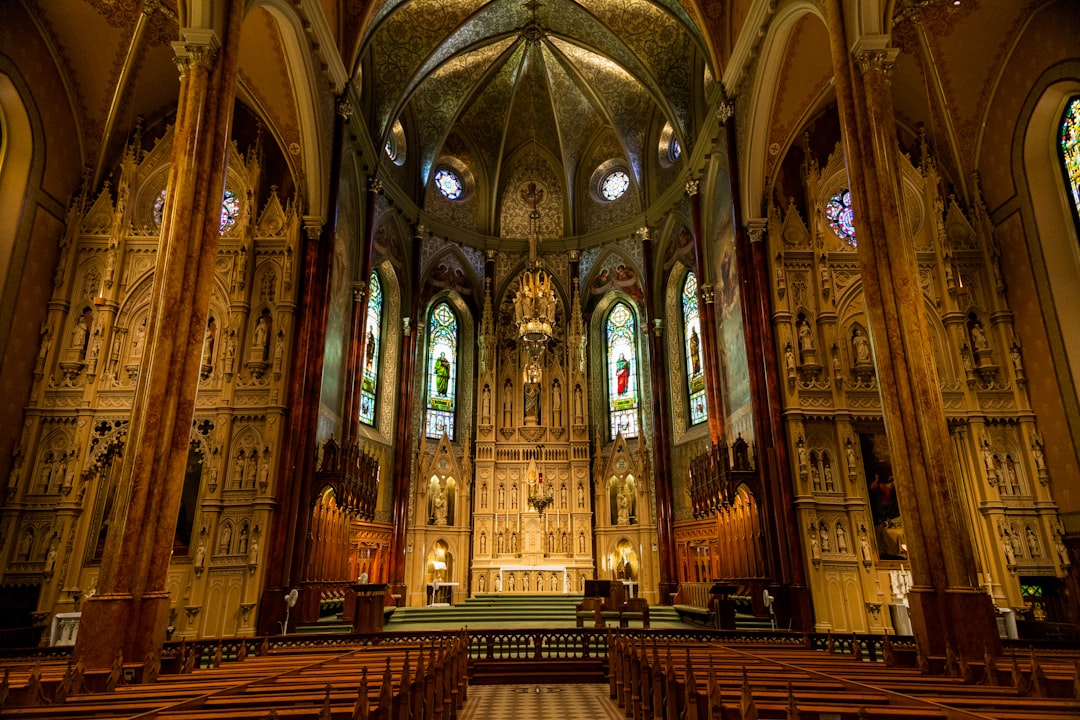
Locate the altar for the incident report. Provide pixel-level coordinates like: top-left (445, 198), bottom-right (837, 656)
top-left (496, 564), bottom-right (568, 593)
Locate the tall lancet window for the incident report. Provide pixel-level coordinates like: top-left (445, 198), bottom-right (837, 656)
top-left (1060, 96), bottom-right (1080, 231)
top-left (425, 301), bottom-right (458, 439)
top-left (606, 302), bottom-right (640, 439)
top-left (682, 271), bottom-right (707, 425)
top-left (359, 271), bottom-right (383, 426)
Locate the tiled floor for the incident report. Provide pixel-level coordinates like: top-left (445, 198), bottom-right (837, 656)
top-left (459, 683), bottom-right (624, 720)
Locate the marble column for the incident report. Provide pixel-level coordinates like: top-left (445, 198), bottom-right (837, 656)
top-left (639, 228), bottom-right (677, 600)
top-left (722, 89), bottom-right (810, 628)
top-left (257, 98), bottom-right (349, 635)
top-left (388, 227), bottom-right (424, 594)
top-left (74, 4), bottom-right (242, 672)
top-left (824, 0), bottom-right (996, 659)
top-left (686, 182), bottom-right (727, 445)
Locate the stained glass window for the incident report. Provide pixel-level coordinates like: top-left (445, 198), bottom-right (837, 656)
top-left (359, 271), bottom-right (383, 426)
top-left (600, 170), bottom-right (630, 201)
top-left (1059, 96), bottom-right (1080, 226)
top-left (425, 302), bottom-right (458, 439)
top-left (670, 138), bottom-right (681, 161)
top-left (682, 271), bottom-right (707, 425)
top-left (825, 189), bottom-right (856, 247)
top-left (434, 168), bottom-right (463, 200)
top-left (153, 188), bottom-right (240, 233)
top-left (606, 302), bottom-right (639, 438)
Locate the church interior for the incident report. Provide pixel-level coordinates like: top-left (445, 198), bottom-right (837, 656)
top-left (1, 0), bottom-right (1079, 702)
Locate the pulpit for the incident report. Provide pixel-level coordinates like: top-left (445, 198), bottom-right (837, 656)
top-left (349, 583), bottom-right (389, 634)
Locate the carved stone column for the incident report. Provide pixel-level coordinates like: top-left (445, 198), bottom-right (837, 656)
top-left (74, 5), bottom-right (242, 672)
top-left (825, 0), bottom-right (996, 659)
top-left (686, 181), bottom-right (726, 445)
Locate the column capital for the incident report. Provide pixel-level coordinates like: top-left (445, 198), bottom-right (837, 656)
top-left (368, 177), bottom-right (383, 194)
top-left (685, 179), bottom-right (700, 196)
top-left (336, 96), bottom-right (353, 119)
top-left (854, 42), bottom-right (899, 80)
top-left (652, 318), bottom-right (663, 337)
top-left (415, 224), bottom-right (430, 240)
top-left (303, 218), bottom-right (324, 241)
top-left (567, 249), bottom-right (579, 262)
top-left (637, 226), bottom-right (651, 242)
top-left (716, 99), bottom-right (735, 124)
top-left (485, 248), bottom-right (498, 261)
top-left (745, 218), bottom-right (768, 244)
top-left (172, 29), bottom-right (220, 75)
top-left (699, 283), bottom-right (715, 304)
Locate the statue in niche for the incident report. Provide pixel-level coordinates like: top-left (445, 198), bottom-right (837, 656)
top-left (970, 321), bottom-right (989, 351)
top-left (218, 524), bottom-right (232, 554)
top-left (548, 532), bottom-right (555, 553)
top-left (1026, 527), bottom-right (1041, 557)
top-left (234, 454), bottom-right (246, 488)
top-left (574, 385), bottom-right (583, 422)
top-left (503, 381), bottom-right (512, 426)
top-left (510, 531), bottom-right (518, 553)
top-left (510, 487), bottom-right (517, 509)
top-left (204, 321), bottom-right (216, 364)
top-left (524, 382), bottom-right (540, 424)
top-left (480, 483), bottom-right (488, 509)
top-left (495, 574), bottom-right (502, 592)
top-left (238, 526), bottom-right (249, 555)
top-left (577, 483), bottom-right (585, 508)
top-left (560, 484), bottom-right (567, 508)
top-left (1032, 433), bottom-right (1047, 472)
top-left (819, 523), bottom-right (830, 553)
top-left (1000, 524), bottom-right (1015, 565)
top-left (482, 385), bottom-right (492, 422)
top-left (478, 575), bottom-right (486, 593)
top-left (130, 317), bottom-right (147, 358)
top-left (562, 532), bottom-right (570, 553)
top-left (824, 462), bottom-right (835, 491)
top-left (508, 574), bottom-right (515, 592)
top-left (71, 315), bottom-right (89, 358)
top-left (273, 331), bottom-right (285, 371)
top-left (496, 532), bottom-right (504, 554)
top-left (811, 463), bottom-right (822, 491)
top-left (785, 343), bottom-right (796, 379)
top-left (579, 532), bottom-right (585, 553)
top-left (808, 528), bottom-right (821, 561)
top-left (836, 523), bottom-right (848, 553)
top-left (44, 536), bottom-right (58, 572)
top-left (479, 532), bottom-right (486, 554)
top-left (859, 528), bottom-right (872, 562)
top-left (523, 573), bottom-right (530, 592)
top-left (798, 318), bottom-right (814, 352)
top-left (432, 487), bottom-right (448, 525)
top-left (552, 381), bottom-right (562, 425)
top-left (194, 543), bottom-right (206, 569)
top-left (616, 490), bottom-right (630, 525)
top-left (498, 484), bottom-right (505, 509)
top-left (852, 328), bottom-right (871, 365)
top-left (252, 313), bottom-right (271, 361)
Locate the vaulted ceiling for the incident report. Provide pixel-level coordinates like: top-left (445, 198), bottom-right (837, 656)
top-left (356, 0), bottom-right (714, 237)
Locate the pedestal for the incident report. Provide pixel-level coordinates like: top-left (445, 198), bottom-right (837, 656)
top-left (349, 583), bottom-right (388, 634)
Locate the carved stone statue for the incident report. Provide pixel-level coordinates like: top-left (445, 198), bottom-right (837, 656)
top-left (433, 488), bottom-right (448, 525)
top-left (616, 491), bottom-right (630, 525)
top-left (836, 523), bottom-right (848, 553)
top-left (1026, 526), bottom-right (1041, 557)
top-left (70, 315), bottom-right (89, 358)
top-left (970, 321), bottom-right (989, 351)
top-left (852, 328), bottom-right (871, 365)
top-left (798, 318), bottom-right (814, 352)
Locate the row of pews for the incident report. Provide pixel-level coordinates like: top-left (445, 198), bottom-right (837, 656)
top-left (608, 633), bottom-right (1080, 719)
top-left (0, 633), bottom-right (467, 719)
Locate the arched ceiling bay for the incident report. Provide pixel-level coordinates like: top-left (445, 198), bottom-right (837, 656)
top-left (358, 0), bottom-right (714, 238)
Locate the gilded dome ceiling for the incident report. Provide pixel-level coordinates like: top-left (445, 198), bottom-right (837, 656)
top-left (357, 0), bottom-right (713, 239)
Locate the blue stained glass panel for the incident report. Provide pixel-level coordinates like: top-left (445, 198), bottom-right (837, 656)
top-left (359, 272), bottom-right (382, 426)
top-left (682, 271), bottom-right (707, 425)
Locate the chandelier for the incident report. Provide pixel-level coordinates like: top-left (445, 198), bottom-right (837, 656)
top-left (514, 181), bottom-right (556, 381)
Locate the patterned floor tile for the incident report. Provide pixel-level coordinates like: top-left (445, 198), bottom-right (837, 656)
top-left (459, 683), bottom-right (624, 720)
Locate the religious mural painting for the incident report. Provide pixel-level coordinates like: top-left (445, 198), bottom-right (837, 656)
top-left (860, 433), bottom-right (906, 561)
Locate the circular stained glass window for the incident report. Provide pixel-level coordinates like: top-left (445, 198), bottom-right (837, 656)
top-left (384, 135), bottom-right (397, 162)
top-left (670, 138), bottom-right (681, 161)
top-left (434, 168), bottom-right (463, 200)
top-left (825, 189), bottom-right (856, 246)
top-left (153, 188), bottom-right (240, 233)
top-left (600, 170), bottom-right (630, 201)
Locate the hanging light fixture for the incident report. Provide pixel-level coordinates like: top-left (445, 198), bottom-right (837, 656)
top-left (513, 27), bottom-right (556, 385)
